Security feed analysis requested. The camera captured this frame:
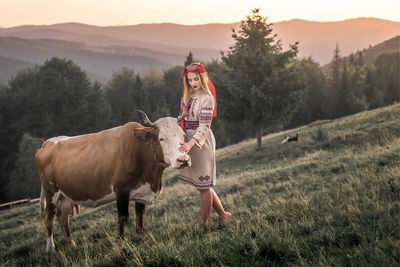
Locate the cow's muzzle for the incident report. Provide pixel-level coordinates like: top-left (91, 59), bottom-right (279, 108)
top-left (178, 159), bottom-right (189, 167)
top-left (177, 155), bottom-right (191, 169)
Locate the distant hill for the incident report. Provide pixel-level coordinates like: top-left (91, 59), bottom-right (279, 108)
top-left (0, 55), bottom-right (33, 85)
top-left (323, 35), bottom-right (400, 72)
top-left (0, 18), bottom-right (399, 64)
top-left (0, 23), bottom-right (221, 61)
top-left (0, 37), bottom-right (175, 81)
top-left (272, 17), bottom-right (400, 64)
top-left (356, 35), bottom-right (400, 64)
top-left (0, 18), bottom-right (398, 84)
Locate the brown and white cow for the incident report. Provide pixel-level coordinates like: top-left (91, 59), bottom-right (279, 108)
top-left (36, 110), bottom-right (190, 252)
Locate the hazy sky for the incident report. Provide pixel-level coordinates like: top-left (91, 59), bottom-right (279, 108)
top-left (1, 0), bottom-right (399, 27)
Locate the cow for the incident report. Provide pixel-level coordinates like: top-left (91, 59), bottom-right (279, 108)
top-left (35, 110), bottom-right (190, 252)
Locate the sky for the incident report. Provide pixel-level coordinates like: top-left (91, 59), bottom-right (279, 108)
top-left (1, 0), bottom-right (399, 28)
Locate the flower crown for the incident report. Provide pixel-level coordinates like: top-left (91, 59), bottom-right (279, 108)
top-left (181, 64), bottom-right (206, 77)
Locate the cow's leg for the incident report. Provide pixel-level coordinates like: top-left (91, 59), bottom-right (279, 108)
top-left (135, 202), bottom-right (146, 234)
top-left (56, 199), bottom-right (76, 246)
top-left (44, 192), bottom-right (56, 252)
top-left (116, 192), bottom-right (130, 238)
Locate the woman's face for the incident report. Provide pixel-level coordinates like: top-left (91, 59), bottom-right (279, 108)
top-left (187, 72), bottom-right (201, 92)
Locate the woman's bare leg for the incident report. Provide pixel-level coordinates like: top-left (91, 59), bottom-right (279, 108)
top-left (199, 189), bottom-right (212, 223)
top-left (211, 189), bottom-right (231, 221)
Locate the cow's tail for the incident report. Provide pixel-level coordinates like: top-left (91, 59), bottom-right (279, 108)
top-left (40, 185), bottom-right (45, 221)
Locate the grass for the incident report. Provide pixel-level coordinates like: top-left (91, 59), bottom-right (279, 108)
top-left (1, 103), bottom-right (399, 266)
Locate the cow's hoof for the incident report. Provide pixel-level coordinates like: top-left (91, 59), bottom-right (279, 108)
top-left (68, 238), bottom-right (76, 246)
top-left (45, 245), bottom-right (56, 253)
top-left (46, 237), bottom-right (55, 253)
top-left (136, 228), bottom-right (146, 234)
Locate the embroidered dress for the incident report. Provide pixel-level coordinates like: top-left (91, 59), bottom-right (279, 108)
top-left (178, 93), bottom-right (216, 189)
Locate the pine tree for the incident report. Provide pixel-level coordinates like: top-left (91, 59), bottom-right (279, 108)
top-left (222, 8), bottom-right (302, 148)
top-left (364, 66), bottom-right (384, 109)
top-left (372, 51), bottom-right (400, 105)
top-left (357, 51), bottom-right (364, 66)
top-left (337, 59), bottom-right (368, 117)
top-left (330, 44), bottom-right (342, 117)
top-left (337, 59), bottom-right (350, 116)
top-left (184, 52), bottom-right (194, 66)
top-left (349, 54), bottom-right (355, 66)
top-left (289, 57), bottom-right (329, 126)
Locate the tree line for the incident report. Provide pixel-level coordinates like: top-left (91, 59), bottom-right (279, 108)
top-left (0, 9), bottom-right (398, 202)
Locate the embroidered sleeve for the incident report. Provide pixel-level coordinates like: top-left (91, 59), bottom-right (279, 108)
top-left (192, 95), bottom-right (214, 149)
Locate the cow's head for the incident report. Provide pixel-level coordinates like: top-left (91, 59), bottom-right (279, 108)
top-left (136, 110), bottom-right (191, 169)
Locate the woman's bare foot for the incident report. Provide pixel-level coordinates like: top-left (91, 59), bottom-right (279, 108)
top-left (219, 212), bottom-right (232, 222)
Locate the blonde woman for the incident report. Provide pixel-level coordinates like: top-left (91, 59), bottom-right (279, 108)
top-left (178, 63), bottom-right (231, 223)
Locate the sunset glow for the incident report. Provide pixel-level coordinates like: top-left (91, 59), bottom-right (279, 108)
top-left (1, 0), bottom-right (399, 27)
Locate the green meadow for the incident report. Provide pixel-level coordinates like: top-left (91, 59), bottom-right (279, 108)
top-left (1, 104), bottom-right (399, 266)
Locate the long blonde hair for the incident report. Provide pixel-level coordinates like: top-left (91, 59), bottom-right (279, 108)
top-left (182, 63), bottom-right (212, 103)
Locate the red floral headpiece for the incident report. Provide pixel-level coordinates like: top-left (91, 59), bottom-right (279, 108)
top-left (181, 63), bottom-right (206, 77)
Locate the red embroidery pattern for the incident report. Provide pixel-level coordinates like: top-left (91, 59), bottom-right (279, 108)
top-left (184, 120), bottom-right (199, 130)
top-left (199, 113), bottom-right (212, 123)
top-left (198, 175), bottom-right (211, 181)
top-left (178, 174), bottom-right (214, 189)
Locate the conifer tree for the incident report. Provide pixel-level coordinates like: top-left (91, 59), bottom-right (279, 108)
top-left (337, 59), bottom-right (350, 116)
top-left (222, 8), bottom-right (302, 148)
top-left (184, 52), bottom-right (194, 66)
top-left (357, 51), bottom-right (364, 66)
top-left (330, 44), bottom-right (342, 117)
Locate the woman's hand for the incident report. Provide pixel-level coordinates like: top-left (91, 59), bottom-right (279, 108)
top-left (179, 139), bottom-right (195, 153)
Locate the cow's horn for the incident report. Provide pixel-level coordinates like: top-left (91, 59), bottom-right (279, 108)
top-left (137, 110), bottom-right (155, 127)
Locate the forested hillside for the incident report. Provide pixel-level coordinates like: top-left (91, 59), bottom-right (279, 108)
top-left (355, 35), bottom-right (400, 64)
top-left (324, 35), bottom-right (400, 72)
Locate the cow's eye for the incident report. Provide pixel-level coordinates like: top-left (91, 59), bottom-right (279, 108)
top-left (159, 138), bottom-right (164, 142)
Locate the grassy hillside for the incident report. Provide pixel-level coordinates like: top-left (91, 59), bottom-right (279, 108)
top-left (1, 104), bottom-right (399, 266)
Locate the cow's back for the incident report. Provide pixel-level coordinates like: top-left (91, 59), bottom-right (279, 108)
top-left (36, 122), bottom-right (147, 202)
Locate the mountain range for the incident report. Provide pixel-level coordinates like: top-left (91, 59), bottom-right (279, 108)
top-left (0, 17), bottom-right (398, 84)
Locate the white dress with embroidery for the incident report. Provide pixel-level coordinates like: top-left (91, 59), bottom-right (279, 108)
top-left (178, 93), bottom-right (216, 189)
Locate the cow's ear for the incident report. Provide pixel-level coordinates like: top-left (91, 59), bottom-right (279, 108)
top-left (134, 127), bottom-right (158, 143)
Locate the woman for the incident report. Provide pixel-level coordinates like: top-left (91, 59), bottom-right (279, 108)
top-left (178, 63), bottom-right (231, 223)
